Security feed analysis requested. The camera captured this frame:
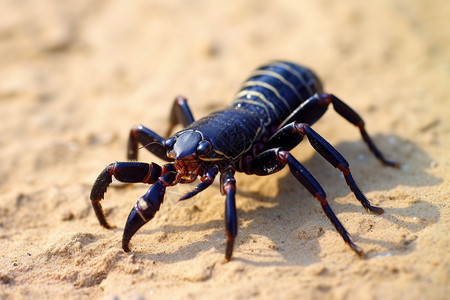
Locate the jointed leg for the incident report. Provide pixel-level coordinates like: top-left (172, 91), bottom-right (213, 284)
top-left (280, 93), bottom-right (398, 167)
top-left (90, 162), bottom-right (175, 228)
top-left (263, 122), bottom-right (384, 214)
top-left (179, 165), bottom-right (219, 201)
top-left (328, 94), bottom-right (398, 167)
top-left (249, 148), bottom-right (363, 256)
top-left (220, 166), bottom-right (237, 261)
top-left (264, 122), bottom-right (306, 152)
top-left (127, 125), bottom-right (169, 161)
top-left (127, 96), bottom-right (195, 161)
top-left (165, 95), bottom-right (195, 137)
top-left (300, 123), bottom-right (384, 214)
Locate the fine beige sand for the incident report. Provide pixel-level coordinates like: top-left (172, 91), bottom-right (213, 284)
top-left (1, 1), bottom-right (449, 299)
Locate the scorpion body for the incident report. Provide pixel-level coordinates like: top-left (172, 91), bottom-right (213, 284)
top-left (90, 61), bottom-right (397, 261)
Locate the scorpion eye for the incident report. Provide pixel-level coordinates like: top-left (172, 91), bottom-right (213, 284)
top-left (196, 140), bottom-right (212, 156)
top-left (163, 137), bottom-right (176, 150)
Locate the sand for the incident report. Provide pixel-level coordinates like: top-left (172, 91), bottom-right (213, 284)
top-left (0, 0), bottom-right (449, 299)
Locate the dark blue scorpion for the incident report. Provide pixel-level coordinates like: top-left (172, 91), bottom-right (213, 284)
top-left (90, 61), bottom-right (398, 261)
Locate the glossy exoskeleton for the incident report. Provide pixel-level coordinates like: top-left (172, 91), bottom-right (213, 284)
top-left (90, 61), bottom-right (398, 261)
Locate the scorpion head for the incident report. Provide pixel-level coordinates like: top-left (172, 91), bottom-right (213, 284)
top-left (163, 130), bottom-right (213, 183)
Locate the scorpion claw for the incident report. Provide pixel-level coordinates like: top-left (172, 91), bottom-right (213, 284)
top-left (90, 164), bottom-right (115, 228)
top-left (90, 164), bottom-right (114, 201)
top-left (122, 206), bottom-right (147, 252)
top-left (91, 201), bottom-right (111, 228)
top-left (122, 175), bottom-right (172, 252)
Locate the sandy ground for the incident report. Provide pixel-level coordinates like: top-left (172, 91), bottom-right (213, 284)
top-left (1, 0), bottom-right (449, 299)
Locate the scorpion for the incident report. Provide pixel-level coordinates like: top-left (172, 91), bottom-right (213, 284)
top-left (90, 61), bottom-right (398, 261)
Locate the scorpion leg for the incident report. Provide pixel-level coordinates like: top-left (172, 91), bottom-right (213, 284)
top-left (90, 162), bottom-right (174, 228)
top-left (220, 166), bottom-right (237, 261)
top-left (179, 165), bottom-right (219, 201)
top-left (274, 123), bottom-right (384, 214)
top-left (264, 122), bottom-right (306, 152)
top-left (127, 125), bottom-right (171, 161)
top-left (122, 171), bottom-right (177, 252)
top-left (301, 123), bottom-right (385, 214)
top-left (280, 93), bottom-right (398, 167)
top-left (263, 122), bottom-right (384, 214)
top-left (128, 96), bottom-right (195, 160)
top-left (248, 148), bottom-right (363, 256)
top-left (327, 94), bottom-right (398, 167)
top-left (165, 95), bottom-right (195, 137)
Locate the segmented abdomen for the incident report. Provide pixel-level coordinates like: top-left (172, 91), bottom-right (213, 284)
top-left (229, 61), bottom-right (323, 126)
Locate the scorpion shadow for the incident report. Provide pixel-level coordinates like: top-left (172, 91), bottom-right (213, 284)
top-left (129, 134), bottom-right (442, 266)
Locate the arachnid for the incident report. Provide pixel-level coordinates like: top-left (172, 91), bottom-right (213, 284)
top-left (90, 61), bottom-right (398, 261)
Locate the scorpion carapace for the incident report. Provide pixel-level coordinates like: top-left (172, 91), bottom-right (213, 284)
top-left (90, 61), bottom-right (398, 261)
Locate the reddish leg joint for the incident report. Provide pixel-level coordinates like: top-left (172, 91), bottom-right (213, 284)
top-left (337, 164), bottom-right (350, 176)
